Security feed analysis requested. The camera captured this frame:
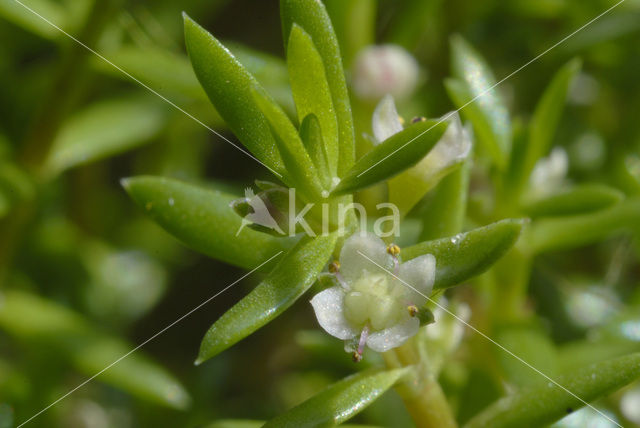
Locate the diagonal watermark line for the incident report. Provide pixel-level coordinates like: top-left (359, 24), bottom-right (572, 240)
top-left (16, 251), bottom-right (283, 427)
top-left (11, 0), bottom-right (283, 178)
top-left (356, 0), bottom-right (626, 178)
top-left (357, 250), bottom-right (623, 428)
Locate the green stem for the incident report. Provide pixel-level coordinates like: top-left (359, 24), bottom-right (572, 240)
top-left (384, 342), bottom-right (458, 428)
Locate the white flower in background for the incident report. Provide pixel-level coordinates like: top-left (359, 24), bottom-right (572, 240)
top-left (352, 45), bottom-right (420, 101)
top-left (373, 95), bottom-right (473, 213)
top-left (529, 147), bottom-right (569, 197)
top-left (310, 232), bottom-right (436, 360)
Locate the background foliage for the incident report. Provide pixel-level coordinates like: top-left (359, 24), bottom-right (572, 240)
top-left (1, 0), bottom-right (640, 427)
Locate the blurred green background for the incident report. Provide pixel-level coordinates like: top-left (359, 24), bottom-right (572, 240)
top-left (1, 0), bottom-right (640, 427)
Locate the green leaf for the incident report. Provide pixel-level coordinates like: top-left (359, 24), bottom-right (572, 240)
top-left (448, 35), bottom-right (511, 168)
top-left (196, 232), bottom-right (338, 364)
top-left (332, 120), bottom-right (449, 196)
top-left (262, 367), bottom-right (410, 427)
top-left (280, 0), bottom-right (355, 176)
top-left (183, 14), bottom-right (284, 176)
top-left (122, 176), bottom-right (296, 270)
top-left (46, 96), bottom-right (166, 175)
top-left (496, 326), bottom-right (559, 388)
top-left (524, 197), bottom-right (640, 253)
top-left (250, 85), bottom-right (323, 199)
top-left (0, 290), bottom-right (190, 409)
top-left (418, 161), bottom-right (471, 241)
top-left (464, 353), bottom-right (640, 428)
top-left (520, 58), bottom-right (581, 188)
top-left (0, 0), bottom-right (70, 39)
top-left (300, 114), bottom-right (331, 189)
top-left (521, 184), bottom-right (623, 218)
top-left (402, 219), bottom-right (524, 290)
top-left (287, 24), bottom-right (339, 176)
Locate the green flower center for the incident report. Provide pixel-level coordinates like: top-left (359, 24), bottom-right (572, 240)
top-left (343, 273), bottom-right (403, 331)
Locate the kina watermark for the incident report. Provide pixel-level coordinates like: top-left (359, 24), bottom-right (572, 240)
top-left (233, 187), bottom-right (400, 238)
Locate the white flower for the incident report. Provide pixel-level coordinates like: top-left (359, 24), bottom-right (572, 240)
top-left (373, 95), bottom-right (472, 213)
top-left (310, 232), bottom-right (436, 357)
top-left (352, 45), bottom-right (420, 101)
top-left (529, 147), bottom-right (568, 197)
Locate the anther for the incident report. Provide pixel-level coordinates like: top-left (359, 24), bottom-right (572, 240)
top-left (387, 243), bottom-right (401, 257)
top-left (328, 261), bottom-right (340, 273)
top-left (411, 116), bottom-right (426, 124)
top-left (352, 352), bottom-right (363, 363)
top-left (407, 305), bottom-right (419, 317)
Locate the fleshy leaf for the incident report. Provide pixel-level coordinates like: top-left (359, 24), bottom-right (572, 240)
top-left (331, 120), bottom-right (449, 196)
top-left (402, 219), bottom-right (524, 290)
top-left (521, 183), bottom-right (623, 218)
top-left (183, 14), bottom-right (284, 176)
top-left (521, 58), bottom-right (582, 188)
top-left (280, 0), bottom-right (355, 175)
top-left (262, 367), bottom-right (411, 427)
top-left (287, 24), bottom-right (339, 176)
top-left (300, 114), bottom-right (331, 189)
top-left (525, 197), bottom-right (640, 253)
top-left (448, 35), bottom-right (510, 168)
top-left (46, 96), bottom-right (166, 175)
top-left (250, 85), bottom-right (323, 199)
top-left (464, 353), bottom-right (640, 428)
top-left (418, 161), bottom-right (471, 240)
top-left (122, 176), bottom-right (295, 270)
top-left (196, 233), bottom-right (338, 364)
top-left (0, 290), bottom-right (190, 409)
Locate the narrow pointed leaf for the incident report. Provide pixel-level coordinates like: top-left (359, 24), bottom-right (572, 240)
top-left (300, 113), bottom-right (331, 188)
top-left (281, 0), bottom-right (355, 175)
top-left (332, 120), bottom-right (449, 196)
top-left (263, 367), bottom-right (410, 427)
top-left (525, 197), bottom-right (640, 253)
top-left (46, 96), bottom-right (166, 175)
top-left (418, 161), bottom-right (471, 240)
top-left (523, 59), bottom-right (581, 184)
top-left (196, 233), bottom-right (338, 363)
top-left (251, 86), bottom-right (323, 199)
top-left (0, 290), bottom-right (190, 409)
top-left (464, 353), bottom-right (640, 428)
top-left (449, 35), bottom-right (510, 168)
top-left (521, 183), bottom-right (623, 218)
top-left (183, 14), bottom-right (284, 176)
top-left (287, 24), bottom-right (339, 176)
top-left (122, 176), bottom-right (296, 270)
top-left (402, 219), bottom-right (524, 290)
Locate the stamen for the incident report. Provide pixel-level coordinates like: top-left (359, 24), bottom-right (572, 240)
top-left (329, 260), bottom-right (348, 289)
top-left (353, 324), bottom-right (370, 363)
top-left (387, 243), bottom-right (400, 273)
top-left (407, 304), bottom-right (419, 317)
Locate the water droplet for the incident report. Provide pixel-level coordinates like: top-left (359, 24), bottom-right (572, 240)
top-left (168, 198), bottom-right (175, 206)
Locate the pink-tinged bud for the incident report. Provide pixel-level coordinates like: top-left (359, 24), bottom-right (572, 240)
top-left (352, 45), bottom-right (420, 101)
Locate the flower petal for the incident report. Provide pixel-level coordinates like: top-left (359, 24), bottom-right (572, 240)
top-left (366, 316), bottom-right (420, 352)
top-left (372, 94), bottom-right (403, 143)
top-left (310, 286), bottom-right (358, 340)
top-left (397, 254), bottom-right (436, 305)
top-left (339, 232), bottom-right (393, 283)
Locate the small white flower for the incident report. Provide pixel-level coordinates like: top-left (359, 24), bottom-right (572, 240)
top-left (352, 45), bottom-right (420, 101)
top-left (373, 95), bottom-right (472, 213)
top-left (310, 232), bottom-right (436, 358)
top-left (529, 147), bottom-right (569, 197)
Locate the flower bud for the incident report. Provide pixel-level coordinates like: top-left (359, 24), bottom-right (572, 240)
top-left (352, 44), bottom-right (420, 101)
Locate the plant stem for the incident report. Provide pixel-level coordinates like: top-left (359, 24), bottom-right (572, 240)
top-left (384, 342), bottom-right (458, 428)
